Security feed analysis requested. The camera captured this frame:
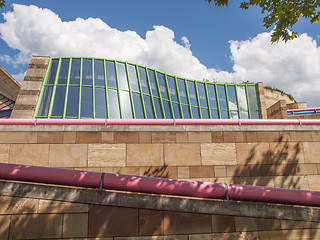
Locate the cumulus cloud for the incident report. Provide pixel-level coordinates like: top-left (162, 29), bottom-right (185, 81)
top-left (0, 4), bottom-right (319, 107)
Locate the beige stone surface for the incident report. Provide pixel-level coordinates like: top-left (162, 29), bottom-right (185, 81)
top-left (303, 142), bottom-right (320, 164)
top-left (76, 132), bottom-right (102, 143)
top-left (139, 132), bottom-right (152, 143)
top-left (235, 216), bottom-right (281, 231)
top-left (114, 167), bottom-right (139, 175)
top-left (188, 132), bottom-right (211, 143)
top-left (176, 132), bottom-right (188, 143)
top-left (201, 143), bottom-right (237, 166)
top-left (270, 142), bottom-right (305, 164)
top-left (37, 132), bottom-right (63, 144)
top-left (152, 132), bottom-right (176, 143)
top-left (0, 144), bottom-right (9, 163)
top-left (15, 94), bottom-right (38, 106)
top-left (38, 200), bottom-right (88, 213)
top-left (190, 166), bottom-right (214, 178)
top-left (274, 176), bottom-right (309, 190)
top-left (10, 110), bottom-right (35, 119)
top-left (0, 215), bottom-right (10, 239)
top-left (127, 144), bottom-right (163, 166)
top-left (214, 166), bottom-right (227, 177)
top-left (280, 229), bottom-right (320, 240)
top-left (49, 144), bottom-right (87, 168)
top-left (165, 144), bottom-right (200, 166)
top-left (101, 132), bottom-right (114, 143)
top-left (10, 214), bottom-right (63, 239)
top-left (224, 132), bottom-right (246, 143)
top-left (0, 132), bottom-right (37, 144)
top-left (177, 167), bottom-right (190, 179)
top-left (63, 132), bottom-right (76, 143)
top-left (63, 213), bottom-right (88, 238)
top-left (0, 196), bottom-right (38, 214)
top-left (211, 132), bottom-right (224, 143)
top-left (236, 143), bottom-right (270, 165)
top-left (21, 80), bottom-right (43, 91)
top-left (9, 144), bottom-right (49, 166)
top-left (307, 175), bottom-right (320, 191)
top-left (290, 131), bottom-right (313, 142)
top-left (88, 144), bottom-right (126, 167)
top-left (115, 132), bottom-right (139, 143)
top-left (257, 132), bottom-right (280, 142)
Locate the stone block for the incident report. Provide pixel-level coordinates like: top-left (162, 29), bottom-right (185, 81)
top-left (76, 132), bottom-right (102, 143)
top-left (139, 166), bottom-right (176, 178)
top-left (190, 166), bottom-right (214, 178)
top-left (0, 196), bottom-right (38, 214)
top-left (211, 131), bottom-right (224, 143)
top-left (224, 131), bottom-right (246, 143)
top-left (165, 144), bottom-right (200, 166)
top-left (88, 205), bottom-right (138, 237)
top-left (257, 132), bottom-right (280, 142)
top-left (245, 132), bottom-right (258, 142)
top-left (235, 216), bottom-right (281, 231)
top-left (274, 176), bottom-right (309, 190)
top-left (260, 164), bottom-right (284, 176)
top-left (114, 167), bottom-right (139, 176)
top-left (201, 143), bottom-right (237, 166)
top-left (63, 213), bottom-right (88, 238)
top-left (37, 132), bottom-right (64, 143)
top-left (139, 132), bottom-right (152, 143)
top-left (15, 94), bottom-right (38, 106)
top-left (139, 209), bottom-right (163, 236)
top-left (9, 144), bottom-right (49, 166)
top-left (0, 215), bottom-right (10, 239)
top-left (176, 132), bottom-right (188, 143)
top-left (189, 232), bottom-right (259, 240)
top-left (100, 167), bottom-right (114, 173)
top-left (308, 175), bottom-right (320, 191)
top-left (280, 229), bottom-right (320, 240)
top-left (127, 144), bottom-right (163, 166)
top-left (237, 176), bottom-right (275, 187)
top-left (236, 143), bottom-right (270, 165)
top-left (177, 167), bottom-right (190, 179)
top-left (226, 165), bottom-right (250, 177)
top-left (49, 144), bottom-right (87, 168)
top-left (163, 211), bottom-right (211, 235)
top-left (38, 200), bottom-right (88, 213)
top-left (212, 215), bottom-right (236, 233)
top-left (21, 80), bottom-right (43, 91)
top-left (303, 142), bottom-right (320, 164)
top-left (10, 110), bottom-right (34, 119)
top-left (88, 144), bottom-right (126, 167)
top-left (25, 67), bottom-right (47, 78)
top-left (312, 131), bottom-right (320, 141)
top-left (101, 132), bottom-right (114, 143)
top-left (115, 132), bottom-right (139, 143)
top-left (0, 132), bottom-right (37, 143)
top-left (188, 132), bottom-right (211, 143)
top-left (152, 132), bottom-right (176, 143)
top-left (281, 220), bottom-right (320, 230)
top-left (10, 214), bottom-right (63, 239)
top-left (290, 131), bottom-right (313, 142)
top-left (0, 144), bottom-right (9, 163)
top-left (269, 142), bottom-right (305, 164)
top-left (214, 166), bottom-right (227, 177)
top-left (63, 132), bottom-right (76, 143)
top-left (296, 163), bottom-right (318, 175)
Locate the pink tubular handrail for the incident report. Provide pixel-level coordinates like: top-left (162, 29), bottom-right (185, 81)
top-left (0, 163), bottom-right (320, 207)
top-left (287, 107), bottom-right (320, 113)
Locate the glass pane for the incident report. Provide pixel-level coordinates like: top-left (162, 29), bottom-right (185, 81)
top-left (139, 67), bottom-right (150, 95)
top-left (80, 87), bottom-right (93, 118)
top-left (250, 111), bottom-right (260, 119)
top-left (153, 98), bottom-right (163, 119)
top-left (247, 85), bottom-right (259, 111)
top-left (37, 86), bottom-right (53, 116)
top-left (220, 110), bottom-right (229, 119)
top-left (94, 60), bottom-right (105, 87)
top-left (117, 63), bottom-right (129, 90)
top-left (58, 59), bottom-right (69, 84)
top-left (207, 84), bottom-right (217, 109)
top-left (177, 78), bottom-right (188, 105)
top-left (95, 87), bottom-right (107, 119)
top-left (182, 105), bottom-right (190, 119)
top-left (157, 73), bottom-right (168, 100)
top-left (51, 86), bottom-right (66, 116)
top-left (132, 93), bottom-right (144, 119)
top-left (172, 103), bottom-right (181, 119)
top-left (210, 109), bottom-right (219, 119)
top-left (201, 108), bottom-right (209, 119)
top-left (230, 110), bottom-right (239, 119)
top-left (128, 64), bottom-right (140, 92)
top-left (47, 59), bottom-right (58, 84)
top-left (227, 85), bottom-right (238, 111)
top-left (217, 85), bottom-right (228, 110)
top-left (240, 111), bottom-right (249, 119)
top-left (107, 89), bottom-right (120, 119)
top-left (187, 81), bottom-right (198, 106)
top-left (106, 61), bottom-right (117, 88)
top-left (148, 70), bottom-right (159, 97)
top-left (143, 95), bottom-right (155, 119)
top-left (82, 59), bottom-right (93, 86)
top-left (69, 58), bottom-right (81, 85)
top-left (66, 86), bottom-right (79, 118)
top-left (162, 100), bottom-right (172, 118)
top-left (191, 107), bottom-right (199, 119)
top-left (167, 76), bottom-right (178, 102)
top-left (237, 86), bottom-right (248, 111)
top-left (197, 83), bottom-right (208, 108)
top-left (120, 91), bottom-right (133, 118)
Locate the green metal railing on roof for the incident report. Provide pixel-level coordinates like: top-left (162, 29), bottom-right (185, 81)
top-left (34, 57), bottom-right (261, 119)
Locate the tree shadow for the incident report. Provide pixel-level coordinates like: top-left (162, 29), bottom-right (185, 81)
top-left (143, 164), bottom-right (169, 178)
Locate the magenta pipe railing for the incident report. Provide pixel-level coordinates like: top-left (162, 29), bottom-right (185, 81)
top-left (0, 118), bottom-right (320, 125)
top-left (1, 163), bottom-right (320, 207)
top-left (288, 107), bottom-right (320, 113)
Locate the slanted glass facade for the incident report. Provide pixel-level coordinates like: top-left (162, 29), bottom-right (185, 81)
top-left (35, 57), bottom-right (261, 119)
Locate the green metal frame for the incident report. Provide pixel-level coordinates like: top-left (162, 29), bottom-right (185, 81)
top-left (34, 57), bottom-right (262, 120)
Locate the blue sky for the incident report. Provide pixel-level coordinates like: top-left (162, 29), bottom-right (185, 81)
top-left (0, 0), bottom-right (319, 106)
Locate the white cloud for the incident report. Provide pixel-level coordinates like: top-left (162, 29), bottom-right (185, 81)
top-left (0, 4), bottom-right (319, 107)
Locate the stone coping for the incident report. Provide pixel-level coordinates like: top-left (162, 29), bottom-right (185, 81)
top-left (0, 180), bottom-right (319, 222)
